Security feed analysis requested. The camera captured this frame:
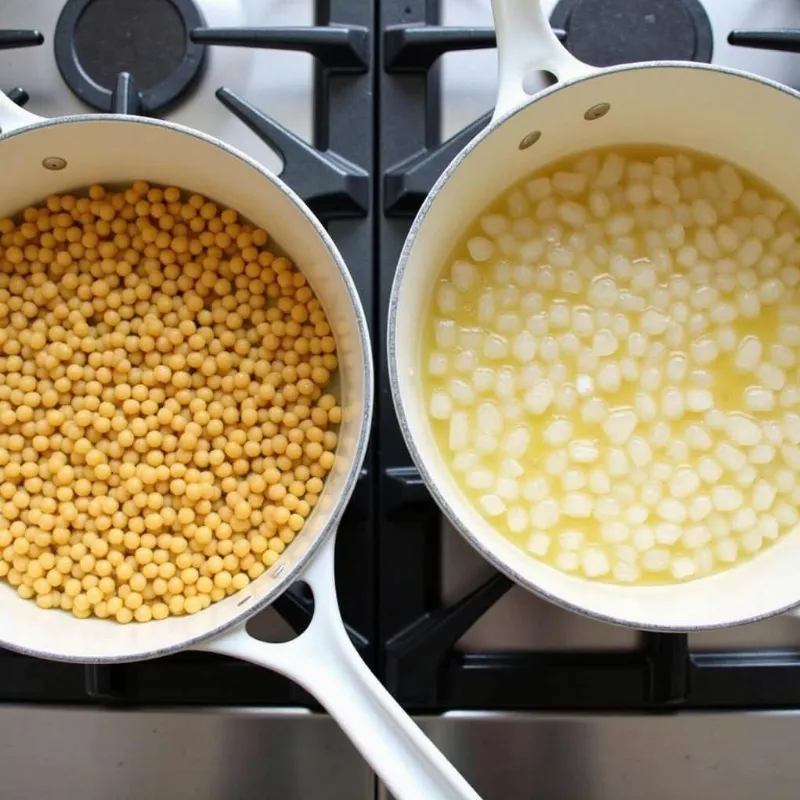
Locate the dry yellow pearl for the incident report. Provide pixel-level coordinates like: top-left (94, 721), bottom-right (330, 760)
top-left (0, 182), bottom-right (339, 624)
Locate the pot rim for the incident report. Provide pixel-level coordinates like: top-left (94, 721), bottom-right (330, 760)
top-left (388, 60), bottom-right (800, 632)
top-left (0, 113), bottom-right (375, 660)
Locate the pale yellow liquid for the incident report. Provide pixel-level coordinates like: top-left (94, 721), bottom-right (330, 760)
top-left (422, 145), bottom-right (800, 585)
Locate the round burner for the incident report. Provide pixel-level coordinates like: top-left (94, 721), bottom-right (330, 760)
top-left (550, 0), bottom-right (713, 68)
top-left (54, 0), bottom-right (206, 114)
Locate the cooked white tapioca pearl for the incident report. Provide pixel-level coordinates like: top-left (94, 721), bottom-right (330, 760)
top-left (555, 551), bottom-right (580, 572)
top-left (507, 507), bottom-right (529, 534)
top-left (523, 379), bottom-right (555, 415)
top-left (521, 477), bottom-right (549, 503)
top-left (740, 531), bottom-right (764, 554)
top-left (435, 319), bottom-right (457, 349)
top-left (471, 367), bottom-right (494, 394)
top-left (775, 503), bottom-right (800, 527)
top-left (627, 436), bottom-right (652, 468)
top-left (641, 308), bottom-right (668, 336)
top-left (783, 413), bottom-right (800, 443)
top-left (477, 401), bottom-right (503, 436)
top-left (581, 547), bottom-right (611, 578)
top-left (466, 469), bottom-right (494, 491)
top-left (453, 350), bottom-right (477, 374)
top-left (543, 419), bottom-right (573, 447)
top-left (660, 388), bottom-right (684, 421)
top-left (715, 442), bottom-right (747, 472)
top-left (527, 532), bottom-right (551, 557)
top-left (603, 409), bottom-right (638, 445)
top-left (480, 213), bottom-right (509, 237)
top-left (450, 260), bottom-right (477, 292)
top-left (731, 507), bottom-right (758, 533)
top-left (758, 514), bottom-right (779, 539)
top-left (736, 465), bottom-right (758, 488)
top-left (712, 485), bottom-right (743, 512)
top-left (539, 336), bottom-right (560, 363)
top-left (783, 443), bottom-right (800, 471)
top-left (525, 176), bottom-right (552, 202)
top-left (449, 411), bottom-right (470, 451)
top-left (561, 492), bottom-right (593, 519)
top-left (496, 313), bottom-right (522, 336)
top-left (749, 444), bottom-right (776, 465)
top-left (430, 390), bottom-right (454, 420)
top-left (494, 368), bottom-right (515, 400)
top-left (546, 452), bottom-right (568, 477)
top-left (756, 362), bottom-right (786, 391)
top-left (688, 495), bottom-right (713, 523)
top-left (770, 344), bottom-right (796, 370)
top-left (667, 467), bottom-right (700, 499)
top-left (642, 548), bottom-right (671, 572)
top-left (724, 413), bottom-right (763, 447)
top-left (596, 363), bottom-right (622, 394)
top-left (436, 282), bottom-right (458, 313)
top-left (479, 494), bottom-right (506, 516)
top-left (561, 468), bottom-right (586, 492)
top-left (495, 476), bottom-right (521, 501)
top-left (531, 498), bottom-right (560, 529)
top-left (713, 537), bottom-right (738, 564)
top-left (592, 329), bottom-right (618, 358)
top-left (506, 190), bottom-right (529, 217)
top-left (466, 236), bottom-right (494, 262)
top-left (745, 387), bottom-right (775, 413)
top-left (588, 275), bottom-right (619, 308)
top-left (449, 378), bottom-right (475, 406)
top-left (668, 557), bottom-right (696, 580)
top-left (738, 289), bottom-right (761, 318)
top-left (593, 152), bottom-right (625, 189)
top-left (483, 334), bottom-right (509, 360)
top-left (657, 495), bottom-right (687, 524)
top-left (685, 388), bottom-right (713, 412)
top-left (649, 421), bottom-right (672, 450)
top-left (428, 351), bottom-right (448, 376)
top-left (690, 337), bottom-right (718, 366)
top-left (734, 336), bottom-right (762, 371)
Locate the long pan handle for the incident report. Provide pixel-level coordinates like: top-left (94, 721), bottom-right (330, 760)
top-left (0, 90), bottom-right (43, 134)
top-left (198, 532), bottom-right (482, 800)
top-left (491, 0), bottom-right (596, 122)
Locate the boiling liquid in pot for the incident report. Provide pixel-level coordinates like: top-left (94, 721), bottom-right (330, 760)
top-left (422, 145), bottom-right (800, 585)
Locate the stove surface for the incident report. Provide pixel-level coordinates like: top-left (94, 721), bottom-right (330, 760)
top-left (0, 0), bottom-right (314, 174)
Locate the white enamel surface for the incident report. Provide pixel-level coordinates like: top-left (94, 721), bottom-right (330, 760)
top-left (202, 533), bottom-right (481, 800)
top-left (390, 62), bottom-right (800, 631)
top-left (0, 112), bottom-right (370, 660)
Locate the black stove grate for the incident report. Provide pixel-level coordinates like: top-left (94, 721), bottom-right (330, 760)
top-left (0, 0), bottom-right (376, 708)
top-left (376, 0), bottom-right (800, 714)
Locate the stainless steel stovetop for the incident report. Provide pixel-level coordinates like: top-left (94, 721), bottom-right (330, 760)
top-left (5, 1), bottom-right (800, 799)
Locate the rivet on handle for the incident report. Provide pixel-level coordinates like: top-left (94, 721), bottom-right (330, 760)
top-left (42, 157), bottom-right (67, 170)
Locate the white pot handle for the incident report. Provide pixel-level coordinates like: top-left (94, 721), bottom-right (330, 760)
top-left (491, 0), bottom-right (597, 122)
top-left (198, 531), bottom-right (481, 800)
top-left (0, 92), bottom-right (44, 135)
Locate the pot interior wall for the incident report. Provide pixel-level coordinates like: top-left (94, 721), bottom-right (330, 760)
top-left (394, 64), bottom-right (800, 629)
top-left (0, 118), bottom-right (368, 659)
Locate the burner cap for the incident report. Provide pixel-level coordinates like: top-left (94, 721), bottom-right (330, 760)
top-left (54, 0), bottom-right (206, 114)
top-left (550, 0), bottom-right (713, 68)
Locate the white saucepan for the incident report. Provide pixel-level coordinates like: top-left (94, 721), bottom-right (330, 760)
top-left (389, 0), bottom-right (800, 631)
top-left (0, 96), bottom-right (480, 800)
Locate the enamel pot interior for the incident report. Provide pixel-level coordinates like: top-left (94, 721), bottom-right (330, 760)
top-left (391, 63), bottom-right (800, 631)
top-left (0, 117), bottom-right (370, 661)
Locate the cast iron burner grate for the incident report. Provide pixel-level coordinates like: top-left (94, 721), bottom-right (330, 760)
top-left (551, 0), bottom-right (713, 67)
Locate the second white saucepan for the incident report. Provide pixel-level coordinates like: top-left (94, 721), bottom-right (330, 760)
top-left (389, 0), bottom-right (800, 631)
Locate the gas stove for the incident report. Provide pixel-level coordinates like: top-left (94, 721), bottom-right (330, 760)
top-left (5, 1), bottom-right (800, 799)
